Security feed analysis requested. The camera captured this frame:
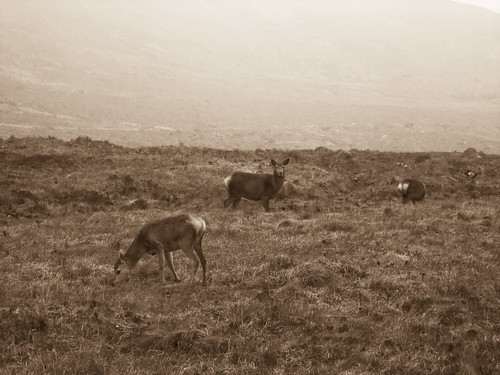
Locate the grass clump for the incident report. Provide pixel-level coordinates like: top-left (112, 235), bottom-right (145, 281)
top-left (294, 261), bottom-right (336, 288)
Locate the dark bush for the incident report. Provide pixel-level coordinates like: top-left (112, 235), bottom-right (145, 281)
top-left (16, 154), bottom-right (74, 169)
top-left (11, 190), bottom-right (38, 204)
top-left (415, 154), bottom-right (431, 163)
top-left (119, 175), bottom-right (137, 195)
top-left (120, 199), bottom-right (149, 211)
top-left (53, 190), bottom-right (112, 206)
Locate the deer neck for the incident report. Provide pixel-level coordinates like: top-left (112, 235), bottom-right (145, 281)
top-left (272, 171), bottom-right (285, 192)
top-left (123, 241), bottom-right (146, 268)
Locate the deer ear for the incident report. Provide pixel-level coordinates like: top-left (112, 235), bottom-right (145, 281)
top-left (283, 158), bottom-right (290, 165)
top-left (119, 249), bottom-right (125, 259)
top-left (111, 241), bottom-right (121, 252)
top-left (271, 159), bottom-right (277, 166)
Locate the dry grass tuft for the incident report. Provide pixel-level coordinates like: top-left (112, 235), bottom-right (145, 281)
top-left (268, 254), bottom-right (295, 270)
top-left (294, 261), bottom-right (336, 288)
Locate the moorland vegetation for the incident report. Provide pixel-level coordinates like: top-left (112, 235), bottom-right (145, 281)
top-left (0, 136), bottom-right (498, 374)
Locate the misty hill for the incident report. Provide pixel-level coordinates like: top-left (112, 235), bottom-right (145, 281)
top-left (1, 0), bottom-right (499, 152)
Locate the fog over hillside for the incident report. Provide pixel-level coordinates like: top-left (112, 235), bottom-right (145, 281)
top-left (1, 0), bottom-right (499, 152)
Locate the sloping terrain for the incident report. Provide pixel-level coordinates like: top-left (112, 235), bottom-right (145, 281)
top-left (0, 136), bottom-right (499, 374)
top-left (1, 0), bottom-right (499, 151)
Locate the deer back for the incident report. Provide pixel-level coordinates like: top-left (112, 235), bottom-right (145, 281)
top-left (228, 172), bottom-right (283, 200)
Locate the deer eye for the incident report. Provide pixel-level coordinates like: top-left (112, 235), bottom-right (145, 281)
top-left (116, 269), bottom-right (121, 275)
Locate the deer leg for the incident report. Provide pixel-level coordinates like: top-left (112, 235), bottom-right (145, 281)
top-left (224, 197), bottom-right (235, 208)
top-left (165, 251), bottom-right (181, 282)
top-left (157, 248), bottom-right (166, 285)
top-left (224, 196), bottom-right (241, 209)
top-left (180, 244), bottom-right (199, 285)
top-left (261, 198), bottom-right (270, 212)
top-left (193, 239), bottom-right (207, 286)
top-left (231, 198), bottom-right (241, 209)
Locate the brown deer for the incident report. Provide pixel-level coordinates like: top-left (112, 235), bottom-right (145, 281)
top-left (397, 179), bottom-right (426, 204)
top-left (224, 158), bottom-right (290, 212)
top-left (113, 213), bottom-right (207, 286)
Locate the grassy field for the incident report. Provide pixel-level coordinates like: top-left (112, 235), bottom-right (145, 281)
top-left (0, 136), bottom-right (498, 374)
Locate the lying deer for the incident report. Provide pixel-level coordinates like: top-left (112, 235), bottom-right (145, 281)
top-left (113, 213), bottom-right (207, 286)
top-left (224, 158), bottom-right (290, 212)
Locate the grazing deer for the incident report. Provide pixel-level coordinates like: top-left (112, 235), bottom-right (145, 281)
top-left (397, 179), bottom-right (426, 204)
top-left (224, 158), bottom-right (290, 212)
top-left (113, 213), bottom-right (207, 286)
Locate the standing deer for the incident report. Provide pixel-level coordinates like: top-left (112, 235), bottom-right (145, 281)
top-left (224, 158), bottom-right (290, 212)
top-left (113, 213), bottom-right (207, 286)
top-left (397, 179), bottom-right (426, 204)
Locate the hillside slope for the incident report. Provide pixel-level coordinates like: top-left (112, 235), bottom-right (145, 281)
top-left (1, 0), bottom-right (499, 151)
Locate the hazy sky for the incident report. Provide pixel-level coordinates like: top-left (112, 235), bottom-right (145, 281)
top-left (453, 0), bottom-right (500, 12)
